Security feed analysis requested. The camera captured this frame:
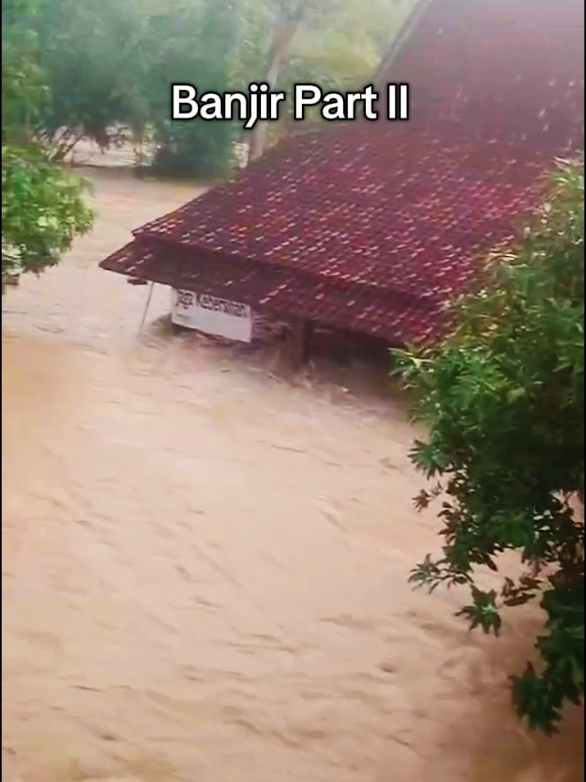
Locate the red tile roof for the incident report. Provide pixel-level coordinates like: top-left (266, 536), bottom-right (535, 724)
top-left (100, 0), bottom-right (585, 344)
top-left (102, 237), bottom-right (449, 343)
top-left (389, 0), bottom-right (584, 148)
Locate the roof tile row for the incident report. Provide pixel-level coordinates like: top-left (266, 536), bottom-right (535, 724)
top-left (134, 132), bottom-right (552, 299)
top-left (101, 238), bottom-right (452, 344)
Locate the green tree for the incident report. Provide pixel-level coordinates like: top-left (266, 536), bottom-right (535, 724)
top-left (147, 0), bottom-right (242, 178)
top-left (33, 0), bottom-right (153, 158)
top-left (2, 0), bottom-right (93, 284)
top-left (397, 157), bottom-right (584, 734)
top-left (30, 0), bottom-right (241, 178)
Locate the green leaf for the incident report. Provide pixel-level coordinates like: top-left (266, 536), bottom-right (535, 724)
top-left (403, 157), bottom-right (585, 733)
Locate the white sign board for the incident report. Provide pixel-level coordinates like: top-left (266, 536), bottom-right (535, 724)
top-left (171, 289), bottom-right (253, 343)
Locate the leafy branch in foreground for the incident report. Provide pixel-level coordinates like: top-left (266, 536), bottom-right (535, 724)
top-left (2, 144), bottom-right (93, 279)
top-left (397, 156), bottom-right (584, 734)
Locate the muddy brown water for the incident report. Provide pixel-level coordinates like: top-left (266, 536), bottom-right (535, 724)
top-left (2, 167), bottom-right (584, 782)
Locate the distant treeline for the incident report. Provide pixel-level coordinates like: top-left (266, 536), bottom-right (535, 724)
top-left (2, 0), bottom-right (419, 178)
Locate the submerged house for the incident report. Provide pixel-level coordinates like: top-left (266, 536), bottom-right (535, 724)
top-left (100, 0), bottom-right (584, 355)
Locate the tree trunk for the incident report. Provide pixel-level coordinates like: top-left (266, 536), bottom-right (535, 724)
top-left (247, 20), bottom-right (299, 163)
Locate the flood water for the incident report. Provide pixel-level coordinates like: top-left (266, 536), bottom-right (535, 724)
top-left (2, 168), bottom-right (584, 782)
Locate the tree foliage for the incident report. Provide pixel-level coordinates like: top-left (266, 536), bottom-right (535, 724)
top-left (2, 0), bottom-right (93, 283)
top-left (3, 0), bottom-right (418, 177)
top-left (397, 157), bottom-right (584, 734)
top-left (2, 145), bottom-right (93, 278)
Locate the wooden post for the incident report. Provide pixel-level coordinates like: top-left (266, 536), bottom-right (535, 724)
top-left (138, 281), bottom-right (155, 334)
top-left (301, 320), bottom-right (314, 365)
top-left (287, 319), bottom-right (313, 370)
